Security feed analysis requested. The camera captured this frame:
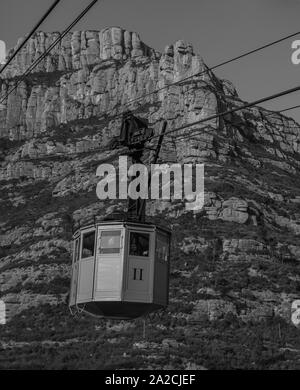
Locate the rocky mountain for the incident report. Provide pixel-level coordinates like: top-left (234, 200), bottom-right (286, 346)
top-left (0, 27), bottom-right (300, 369)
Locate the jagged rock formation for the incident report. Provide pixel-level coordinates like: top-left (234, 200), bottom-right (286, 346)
top-left (0, 27), bottom-right (300, 369)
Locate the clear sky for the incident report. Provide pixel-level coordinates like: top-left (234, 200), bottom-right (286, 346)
top-left (1, 0), bottom-right (300, 123)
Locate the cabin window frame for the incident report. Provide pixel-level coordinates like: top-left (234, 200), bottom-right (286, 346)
top-left (80, 228), bottom-right (96, 260)
top-left (73, 234), bottom-right (81, 264)
top-left (98, 228), bottom-right (123, 255)
top-left (128, 230), bottom-right (151, 258)
top-left (155, 231), bottom-right (170, 263)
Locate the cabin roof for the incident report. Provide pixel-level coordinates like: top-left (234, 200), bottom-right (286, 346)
top-left (73, 220), bottom-right (171, 238)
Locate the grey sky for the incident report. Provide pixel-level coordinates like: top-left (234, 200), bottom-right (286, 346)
top-left (1, 0), bottom-right (300, 123)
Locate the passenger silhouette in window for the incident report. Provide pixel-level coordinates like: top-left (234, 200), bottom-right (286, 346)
top-left (81, 231), bottom-right (95, 258)
top-left (129, 233), bottom-right (149, 257)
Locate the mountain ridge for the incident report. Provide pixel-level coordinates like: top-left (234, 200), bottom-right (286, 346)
top-left (0, 27), bottom-right (300, 369)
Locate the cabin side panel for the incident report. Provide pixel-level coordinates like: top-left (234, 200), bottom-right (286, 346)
top-left (94, 258), bottom-right (123, 300)
top-left (77, 258), bottom-right (95, 302)
top-left (153, 231), bottom-right (170, 306)
top-left (153, 262), bottom-right (168, 306)
top-left (76, 228), bottom-right (96, 303)
top-left (123, 228), bottom-right (155, 303)
top-left (69, 236), bottom-right (80, 306)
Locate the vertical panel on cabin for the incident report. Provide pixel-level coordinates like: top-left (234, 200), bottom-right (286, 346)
top-left (77, 229), bottom-right (96, 303)
top-left (153, 231), bottom-right (170, 306)
top-left (94, 227), bottom-right (124, 301)
top-left (77, 259), bottom-right (95, 302)
top-left (70, 236), bottom-right (80, 306)
top-left (123, 228), bottom-right (154, 303)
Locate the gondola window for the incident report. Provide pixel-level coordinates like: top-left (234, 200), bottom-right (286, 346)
top-left (129, 232), bottom-right (150, 257)
top-left (81, 231), bottom-right (95, 258)
top-left (99, 230), bottom-right (121, 254)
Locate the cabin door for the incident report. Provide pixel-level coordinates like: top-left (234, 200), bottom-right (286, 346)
top-left (94, 228), bottom-right (124, 300)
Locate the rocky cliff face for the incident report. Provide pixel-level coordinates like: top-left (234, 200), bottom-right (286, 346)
top-left (0, 27), bottom-right (300, 369)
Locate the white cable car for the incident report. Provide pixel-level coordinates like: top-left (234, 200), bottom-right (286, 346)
top-left (69, 220), bottom-right (171, 319)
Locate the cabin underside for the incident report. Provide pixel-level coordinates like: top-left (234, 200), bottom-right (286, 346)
top-left (71, 301), bottom-right (164, 320)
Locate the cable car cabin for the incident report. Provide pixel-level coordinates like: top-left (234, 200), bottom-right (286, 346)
top-left (69, 220), bottom-right (171, 320)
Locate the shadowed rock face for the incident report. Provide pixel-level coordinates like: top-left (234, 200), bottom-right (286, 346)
top-left (0, 27), bottom-right (300, 370)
